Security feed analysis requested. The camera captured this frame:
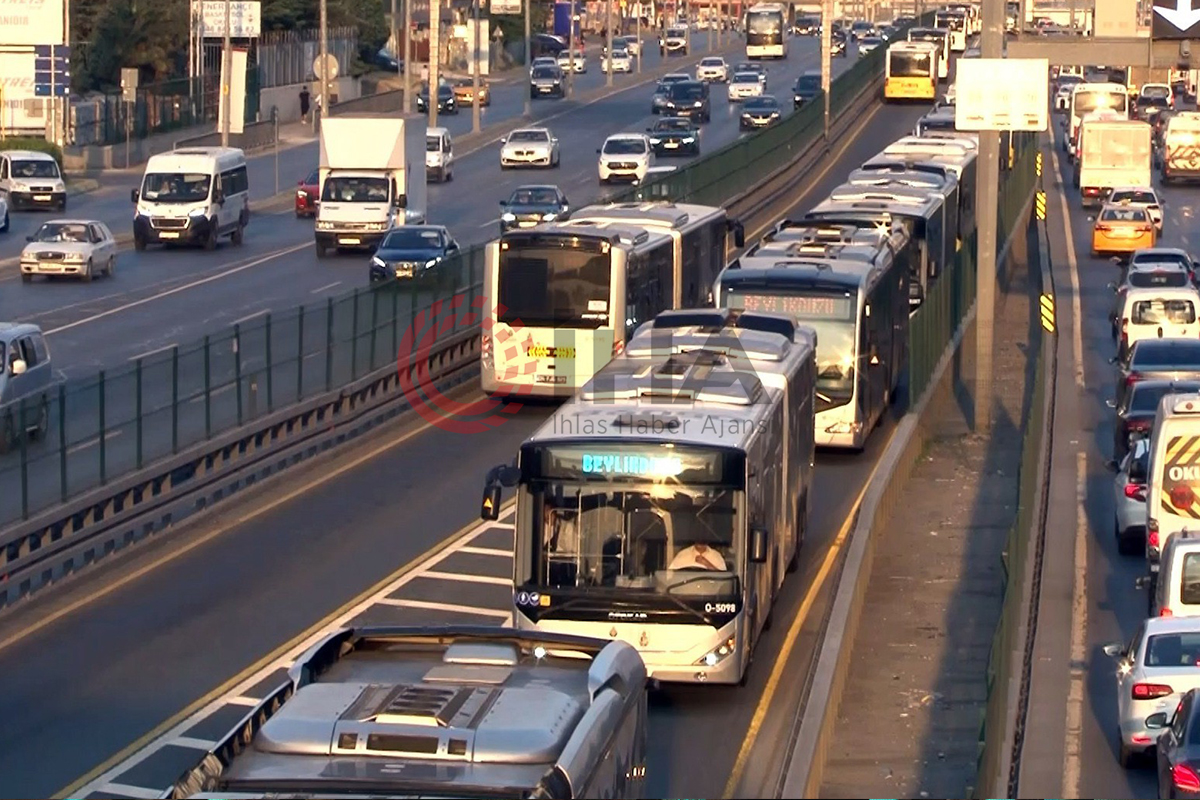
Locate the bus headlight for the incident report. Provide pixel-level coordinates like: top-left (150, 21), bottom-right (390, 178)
top-left (695, 636), bottom-right (736, 666)
top-left (825, 421), bottom-right (863, 435)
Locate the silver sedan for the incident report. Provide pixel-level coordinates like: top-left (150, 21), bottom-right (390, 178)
top-left (1111, 436), bottom-right (1150, 556)
top-left (20, 218), bottom-right (117, 282)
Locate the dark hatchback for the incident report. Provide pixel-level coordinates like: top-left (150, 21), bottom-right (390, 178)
top-left (794, 71), bottom-right (822, 108)
top-left (1114, 338), bottom-right (1200, 409)
top-left (416, 84), bottom-right (458, 114)
top-left (499, 185), bottom-right (570, 233)
top-left (794, 15), bottom-right (819, 34)
top-left (740, 95), bottom-right (782, 130)
top-left (368, 225), bottom-right (459, 282)
top-left (1153, 688), bottom-right (1200, 800)
top-left (1136, 95), bottom-right (1171, 122)
top-left (661, 81), bottom-right (711, 122)
top-left (647, 117), bottom-right (700, 156)
top-left (530, 65), bottom-right (566, 98)
top-left (1109, 379), bottom-right (1200, 460)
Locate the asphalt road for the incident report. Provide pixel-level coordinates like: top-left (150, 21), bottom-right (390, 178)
top-left (0, 67), bottom-right (932, 800)
top-left (0, 36), bottom-right (859, 527)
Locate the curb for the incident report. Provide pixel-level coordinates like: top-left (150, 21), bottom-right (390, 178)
top-left (66, 178), bottom-right (101, 197)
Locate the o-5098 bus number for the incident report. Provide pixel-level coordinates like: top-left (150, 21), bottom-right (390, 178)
top-left (704, 603), bottom-right (737, 614)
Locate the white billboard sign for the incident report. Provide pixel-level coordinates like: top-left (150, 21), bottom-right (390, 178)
top-left (0, 0), bottom-right (65, 46)
top-left (492, 0), bottom-right (522, 14)
top-left (194, 1), bottom-right (262, 38)
top-left (0, 50), bottom-right (37, 101)
top-left (955, 58), bottom-right (1049, 132)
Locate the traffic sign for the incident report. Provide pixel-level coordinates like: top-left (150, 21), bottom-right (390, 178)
top-left (121, 67), bottom-right (138, 103)
top-left (955, 58), bottom-right (1049, 132)
top-left (32, 44), bottom-right (70, 97)
top-left (1153, 0), bottom-right (1200, 38)
top-left (313, 53), bottom-right (339, 80)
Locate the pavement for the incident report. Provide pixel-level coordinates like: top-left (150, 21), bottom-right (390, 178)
top-left (0, 34), bottom-right (862, 529)
top-left (818, 221), bottom-right (1038, 799)
top-left (0, 55), bottom-right (936, 800)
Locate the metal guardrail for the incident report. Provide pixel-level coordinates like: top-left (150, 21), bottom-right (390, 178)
top-left (174, 118), bottom-right (280, 151)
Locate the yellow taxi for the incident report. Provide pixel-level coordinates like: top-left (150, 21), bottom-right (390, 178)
top-left (452, 77), bottom-right (491, 107)
top-left (1092, 200), bottom-right (1157, 258)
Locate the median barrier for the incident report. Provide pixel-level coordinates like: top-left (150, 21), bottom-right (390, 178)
top-left (0, 45), bottom-right (908, 609)
top-left (174, 119), bottom-right (281, 151)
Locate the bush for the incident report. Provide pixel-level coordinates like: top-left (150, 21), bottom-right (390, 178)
top-left (0, 137), bottom-right (64, 168)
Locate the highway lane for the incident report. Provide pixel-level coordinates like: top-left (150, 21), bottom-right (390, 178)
top-left (1043, 122), bottom-right (1192, 798)
top-left (0, 40), bottom-right (854, 526)
top-left (0, 90), bottom-right (933, 798)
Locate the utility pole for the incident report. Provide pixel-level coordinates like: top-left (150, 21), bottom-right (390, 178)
top-left (606, 0), bottom-right (614, 86)
top-left (319, 0), bottom-right (329, 124)
top-left (471, 0), bottom-right (481, 133)
top-left (523, 0), bottom-right (531, 115)
top-left (708, 0), bottom-right (714, 50)
top-left (568, 0), bottom-right (576, 97)
top-left (391, 0), bottom-right (400, 104)
top-left (974, 0), bottom-right (1004, 432)
top-left (636, 11), bottom-right (642, 72)
top-left (821, 0), bottom-right (831, 137)
top-left (220, 0), bottom-right (232, 145)
top-left (404, 0), bottom-right (412, 112)
top-left (430, 0), bottom-right (441, 127)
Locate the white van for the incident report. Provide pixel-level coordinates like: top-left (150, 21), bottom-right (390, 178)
top-left (1148, 529), bottom-right (1200, 618)
top-left (1119, 286), bottom-right (1200, 359)
top-left (131, 147), bottom-right (249, 251)
top-left (425, 127), bottom-right (454, 183)
top-left (1147, 393), bottom-right (1200, 573)
top-left (0, 150), bottom-right (67, 211)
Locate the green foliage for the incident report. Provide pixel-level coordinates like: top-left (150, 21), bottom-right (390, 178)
top-left (491, 0), bottom-right (552, 61)
top-left (331, 0), bottom-right (388, 72)
top-left (74, 0), bottom-right (188, 91)
top-left (0, 138), bottom-right (64, 166)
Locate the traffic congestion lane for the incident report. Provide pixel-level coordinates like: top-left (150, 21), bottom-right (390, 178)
top-left (1044, 125), bottom-right (1186, 799)
top-left (0, 31), bottom-right (752, 264)
top-left (0, 93), bottom-right (931, 799)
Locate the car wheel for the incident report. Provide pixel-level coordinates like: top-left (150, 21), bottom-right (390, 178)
top-left (20, 273), bottom-right (31, 283)
top-left (232, 220), bottom-right (245, 245)
top-left (204, 223), bottom-right (218, 251)
top-left (0, 210), bottom-right (7, 232)
top-left (0, 413), bottom-right (14, 455)
top-left (106, 256), bottom-right (116, 277)
top-left (81, 258), bottom-right (93, 282)
top-left (31, 397), bottom-right (49, 441)
top-left (134, 234), bottom-right (146, 252)
top-left (1118, 737), bottom-right (1136, 769)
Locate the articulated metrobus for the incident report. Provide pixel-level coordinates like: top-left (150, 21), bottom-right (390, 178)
top-left (885, 41), bottom-right (940, 101)
top-left (482, 222), bottom-right (677, 397)
top-left (482, 308), bottom-right (817, 686)
top-left (746, 2), bottom-right (790, 59)
top-left (907, 27), bottom-right (951, 80)
top-left (844, 169), bottom-right (962, 257)
top-left (1067, 82), bottom-right (1130, 159)
top-left (934, 8), bottom-right (968, 51)
top-left (716, 252), bottom-right (909, 451)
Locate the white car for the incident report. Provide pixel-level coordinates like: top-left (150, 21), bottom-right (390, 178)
top-left (598, 133), bottom-right (654, 184)
top-left (602, 48), bottom-right (633, 74)
top-left (530, 56), bottom-right (558, 73)
top-left (556, 50), bottom-right (587, 73)
top-left (1109, 186), bottom-right (1164, 231)
top-left (1103, 616), bottom-right (1200, 767)
top-left (500, 127), bottom-right (561, 168)
top-left (696, 56), bottom-right (729, 82)
top-left (732, 63), bottom-right (767, 87)
top-left (0, 194), bottom-right (7, 233)
top-left (19, 219), bottom-right (117, 282)
top-left (728, 72), bottom-right (765, 101)
top-left (613, 35), bottom-right (640, 56)
top-left (1054, 83), bottom-right (1074, 112)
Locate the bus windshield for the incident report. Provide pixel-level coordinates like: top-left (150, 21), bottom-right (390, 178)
top-left (1074, 89), bottom-right (1128, 117)
top-left (747, 10), bottom-right (783, 42)
top-left (497, 239), bottom-right (613, 328)
top-left (890, 52), bottom-right (932, 77)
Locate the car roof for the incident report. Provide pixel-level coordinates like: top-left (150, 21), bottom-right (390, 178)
top-left (605, 133), bottom-right (647, 140)
top-left (1144, 616), bottom-right (1200, 635)
top-left (39, 218), bottom-right (104, 225)
top-left (510, 126), bottom-right (551, 134)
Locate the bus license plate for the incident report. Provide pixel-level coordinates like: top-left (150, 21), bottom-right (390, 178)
top-left (536, 375), bottom-right (566, 384)
top-left (339, 237), bottom-right (361, 245)
top-left (159, 232), bottom-right (180, 239)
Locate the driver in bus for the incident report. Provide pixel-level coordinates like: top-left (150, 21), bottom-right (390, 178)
top-left (669, 541), bottom-right (727, 571)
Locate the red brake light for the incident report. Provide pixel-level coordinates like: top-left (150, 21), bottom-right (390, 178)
top-left (1127, 372), bottom-right (1144, 386)
top-left (1133, 682), bottom-right (1174, 700)
top-left (1172, 484), bottom-right (1197, 509)
top-left (1150, 528), bottom-right (1160, 548)
top-left (1162, 607), bottom-right (1174, 617)
top-left (1125, 483), bottom-right (1148, 501)
top-left (1174, 764), bottom-right (1200, 793)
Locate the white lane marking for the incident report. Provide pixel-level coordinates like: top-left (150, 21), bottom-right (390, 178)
top-left (226, 695), bottom-right (260, 706)
top-left (458, 546), bottom-right (513, 557)
top-left (1048, 147), bottom-right (1085, 391)
top-left (99, 783), bottom-right (163, 799)
top-left (418, 570), bottom-right (511, 586)
top-left (66, 430), bottom-right (123, 455)
top-left (172, 736), bottom-right (218, 750)
top-left (310, 281), bottom-right (342, 294)
top-left (42, 242), bottom-right (311, 337)
top-left (128, 343), bottom-right (177, 362)
top-left (72, 509), bottom-right (517, 796)
top-left (376, 597), bottom-right (513, 619)
top-left (479, 217), bottom-right (500, 228)
top-left (232, 309), bottom-right (269, 326)
top-left (1064, 449), bottom-right (1089, 800)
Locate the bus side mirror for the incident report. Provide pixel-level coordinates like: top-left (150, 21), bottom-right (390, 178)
top-left (130, 189), bottom-right (139, 203)
top-left (750, 526), bottom-right (769, 563)
top-left (481, 484), bottom-right (503, 521)
top-left (731, 220), bottom-right (745, 248)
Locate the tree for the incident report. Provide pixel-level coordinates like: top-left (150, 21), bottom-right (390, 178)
top-left (79, 0), bottom-right (188, 90)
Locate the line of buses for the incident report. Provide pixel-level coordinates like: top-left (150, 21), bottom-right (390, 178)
top-left (883, 4), bottom-right (979, 102)
top-left (477, 115), bottom-right (980, 689)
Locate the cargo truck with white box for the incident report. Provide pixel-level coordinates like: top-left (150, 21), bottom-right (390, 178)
top-left (314, 114), bottom-right (427, 258)
top-left (1074, 118), bottom-right (1152, 208)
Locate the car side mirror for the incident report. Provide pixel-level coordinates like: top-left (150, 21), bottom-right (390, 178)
top-left (480, 464), bottom-right (521, 521)
top-left (500, 137), bottom-right (506, 143)
top-left (1107, 281), bottom-right (1117, 291)
top-left (1146, 712), bottom-right (1170, 730)
top-left (1106, 398), bottom-right (1117, 408)
top-left (731, 220), bottom-right (746, 248)
top-left (25, 235), bottom-right (33, 243)
top-left (1108, 356), bottom-right (1118, 364)
top-left (1105, 458), bottom-right (1119, 471)
top-left (9, 359), bottom-right (26, 376)
top-left (447, 241), bottom-right (459, 251)
top-left (130, 189), bottom-right (139, 203)
top-left (1103, 642), bottom-right (1126, 658)
top-left (750, 526), bottom-right (769, 563)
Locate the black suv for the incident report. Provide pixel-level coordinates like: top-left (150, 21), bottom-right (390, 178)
top-left (416, 84), bottom-right (458, 114)
top-left (647, 117), bottom-right (701, 156)
top-left (794, 71), bottom-right (822, 109)
top-left (530, 65), bottom-right (566, 98)
top-left (661, 80), bottom-right (711, 122)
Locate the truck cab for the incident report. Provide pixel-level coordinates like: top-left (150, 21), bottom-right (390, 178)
top-left (314, 114), bottom-right (427, 258)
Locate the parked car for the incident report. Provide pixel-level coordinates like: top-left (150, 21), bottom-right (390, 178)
top-left (19, 219), bottom-right (117, 282)
top-left (499, 184), bottom-right (570, 233)
top-left (368, 225), bottom-right (459, 283)
top-left (295, 168), bottom-right (319, 218)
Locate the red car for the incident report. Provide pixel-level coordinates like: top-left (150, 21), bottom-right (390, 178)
top-left (295, 168), bottom-right (319, 218)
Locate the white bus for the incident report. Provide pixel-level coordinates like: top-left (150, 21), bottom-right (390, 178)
top-left (1067, 82), bottom-right (1130, 159)
top-left (716, 250), bottom-right (909, 451)
top-left (482, 308), bottom-right (817, 686)
top-left (907, 27), bottom-right (951, 80)
top-left (746, 2), bottom-right (790, 59)
top-left (934, 8), bottom-right (968, 51)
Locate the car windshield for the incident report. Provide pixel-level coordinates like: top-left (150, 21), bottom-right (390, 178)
top-left (509, 188), bottom-right (559, 205)
top-left (532, 66), bottom-right (558, 79)
top-left (669, 83), bottom-right (705, 100)
top-left (321, 175), bottom-right (389, 203)
top-left (861, 36), bottom-right (882, 45)
top-left (1132, 341), bottom-right (1200, 367)
top-left (733, 73), bottom-right (759, 84)
top-left (1145, 632), bottom-right (1200, 666)
top-left (1101, 207), bottom-right (1148, 222)
top-left (1143, 85), bottom-right (1171, 99)
top-left (745, 97), bottom-right (779, 110)
top-left (11, 159), bottom-right (60, 179)
top-left (701, 57), bottom-right (724, 66)
top-left (610, 48), bottom-right (629, 57)
top-left (382, 228), bottom-right (443, 249)
top-left (654, 119), bottom-right (694, 132)
top-left (735, 63), bottom-right (759, 73)
top-left (140, 172), bottom-right (211, 203)
top-left (603, 138), bottom-right (647, 155)
top-left (1128, 269), bottom-right (1190, 289)
top-left (796, 75), bottom-right (822, 92)
top-left (1131, 298), bottom-right (1197, 325)
top-left (31, 222), bottom-right (91, 243)
top-left (425, 136), bottom-right (441, 152)
top-left (1134, 252), bottom-right (1191, 270)
top-left (510, 130), bottom-right (549, 142)
top-left (1111, 190), bottom-right (1158, 205)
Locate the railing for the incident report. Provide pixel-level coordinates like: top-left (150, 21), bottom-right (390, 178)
top-left (257, 27), bottom-right (358, 88)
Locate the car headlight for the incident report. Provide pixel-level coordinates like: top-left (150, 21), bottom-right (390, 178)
top-left (501, 212), bottom-right (516, 221)
top-left (542, 213), bottom-right (557, 221)
top-left (693, 100), bottom-right (703, 107)
top-left (771, 111), bottom-right (780, 117)
top-left (681, 136), bottom-right (695, 143)
top-left (694, 637), bottom-right (737, 667)
top-left (650, 137), bottom-right (662, 144)
top-left (741, 112), bottom-right (751, 119)
top-left (425, 258), bottom-right (440, 269)
top-left (371, 256), bottom-right (386, 268)
top-left (316, 221), bottom-right (333, 230)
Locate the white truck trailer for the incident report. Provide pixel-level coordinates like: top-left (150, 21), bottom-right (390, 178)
top-left (1075, 118), bottom-right (1152, 208)
top-left (314, 113), bottom-right (427, 258)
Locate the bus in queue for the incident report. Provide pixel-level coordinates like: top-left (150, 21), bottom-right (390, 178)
top-left (566, 201), bottom-right (743, 306)
top-left (482, 222), bottom-right (676, 398)
top-left (907, 27), bottom-right (951, 80)
top-left (715, 251), bottom-right (909, 451)
top-left (1067, 82), bottom-right (1130, 160)
top-left (885, 41), bottom-right (940, 102)
top-left (481, 308), bottom-right (817, 686)
top-left (746, 2), bottom-right (791, 59)
top-left (865, 136), bottom-right (979, 240)
top-left (846, 166), bottom-right (965, 252)
top-left (934, 8), bottom-right (968, 51)
top-left (949, 3), bottom-right (981, 34)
